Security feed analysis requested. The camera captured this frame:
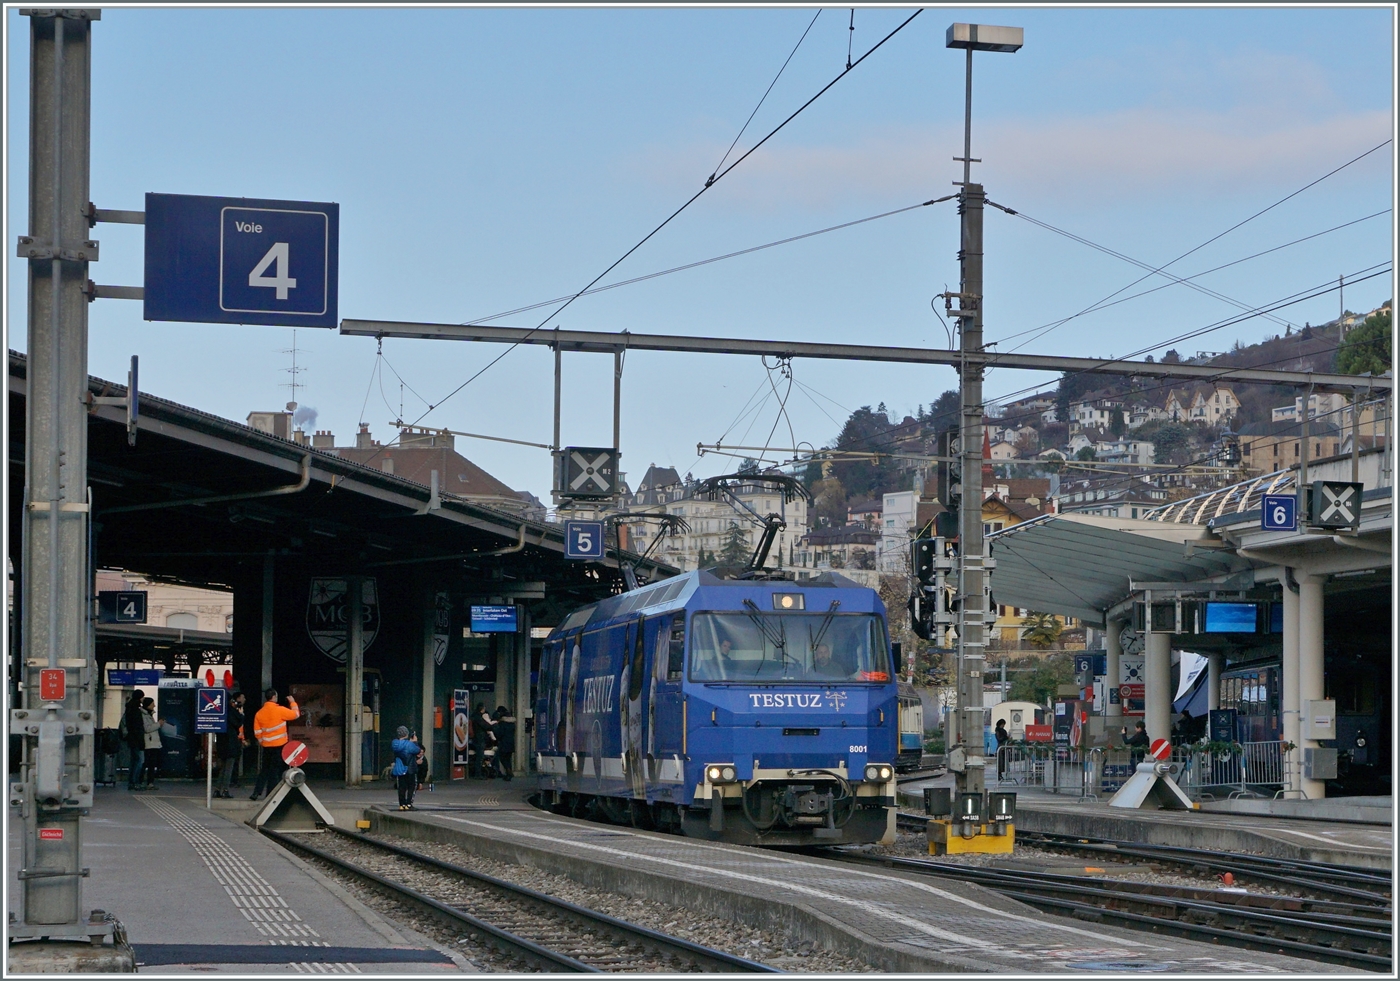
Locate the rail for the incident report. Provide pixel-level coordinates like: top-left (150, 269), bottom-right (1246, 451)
top-left (838, 835), bottom-right (1390, 971)
top-left (262, 826), bottom-right (779, 973)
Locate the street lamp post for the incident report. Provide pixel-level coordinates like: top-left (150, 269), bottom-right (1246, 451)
top-left (944, 22), bottom-right (1022, 813)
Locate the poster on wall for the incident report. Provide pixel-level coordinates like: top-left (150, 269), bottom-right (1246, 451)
top-left (451, 689), bottom-right (470, 769)
top-left (288, 684), bottom-right (344, 763)
top-left (306, 577), bottom-right (380, 663)
top-left (433, 591), bottom-right (451, 666)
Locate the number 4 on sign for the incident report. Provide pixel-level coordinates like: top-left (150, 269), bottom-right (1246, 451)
top-left (249, 241), bottom-right (296, 299)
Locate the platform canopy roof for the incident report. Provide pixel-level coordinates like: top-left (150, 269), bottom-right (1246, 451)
top-left (986, 512), bottom-right (1248, 626)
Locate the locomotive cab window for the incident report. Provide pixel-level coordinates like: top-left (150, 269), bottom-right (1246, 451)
top-left (665, 614), bottom-right (685, 682)
top-left (688, 611), bottom-right (890, 683)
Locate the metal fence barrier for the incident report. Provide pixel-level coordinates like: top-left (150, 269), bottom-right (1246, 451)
top-left (996, 740), bottom-right (1287, 800)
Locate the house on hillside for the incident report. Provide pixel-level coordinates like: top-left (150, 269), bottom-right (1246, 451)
top-left (792, 525), bottom-right (880, 587)
top-left (847, 498), bottom-right (883, 530)
top-left (1094, 438), bottom-right (1155, 466)
top-left (1071, 400), bottom-right (1122, 432)
top-left (1236, 421), bottom-right (1342, 473)
top-left (989, 439), bottom-right (1019, 460)
top-left (878, 492), bottom-right (946, 574)
top-left (1188, 387), bottom-right (1239, 425)
top-left (1271, 392), bottom-right (1348, 424)
top-left (1125, 402), bottom-right (1169, 430)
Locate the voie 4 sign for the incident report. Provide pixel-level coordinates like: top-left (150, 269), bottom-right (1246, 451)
top-left (144, 193), bottom-right (339, 328)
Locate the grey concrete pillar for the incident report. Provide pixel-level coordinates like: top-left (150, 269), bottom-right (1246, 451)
top-left (1104, 619), bottom-right (1123, 720)
top-left (345, 577), bottom-right (363, 786)
top-left (1144, 632), bottom-right (1172, 744)
top-left (260, 553), bottom-right (274, 696)
top-left (1207, 653), bottom-right (1222, 712)
top-left (1297, 574), bottom-right (1326, 799)
top-left (420, 588), bottom-right (437, 771)
top-left (1281, 577), bottom-right (1301, 795)
top-left (515, 606), bottom-right (532, 771)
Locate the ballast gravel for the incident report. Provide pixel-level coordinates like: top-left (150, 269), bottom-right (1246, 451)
top-left (307, 829), bottom-right (877, 973)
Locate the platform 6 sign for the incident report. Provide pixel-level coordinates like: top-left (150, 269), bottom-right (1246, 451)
top-left (144, 193), bottom-right (339, 328)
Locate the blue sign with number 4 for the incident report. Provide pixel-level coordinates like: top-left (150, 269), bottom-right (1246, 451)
top-left (144, 193), bottom-right (339, 328)
top-left (1261, 493), bottom-right (1297, 531)
top-left (564, 520), bottom-right (605, 560)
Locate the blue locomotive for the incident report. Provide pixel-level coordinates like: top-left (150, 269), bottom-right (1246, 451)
top-left (533, 569), bottom-right (900, 846)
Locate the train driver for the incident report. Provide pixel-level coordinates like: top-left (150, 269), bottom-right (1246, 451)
top-left (810, 643), bottom-right (850, 679)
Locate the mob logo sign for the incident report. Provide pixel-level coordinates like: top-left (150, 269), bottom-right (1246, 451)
top-left (306, 578), bottom-right (380, 663)
top-left (144, 192), bottom-right (339, 328)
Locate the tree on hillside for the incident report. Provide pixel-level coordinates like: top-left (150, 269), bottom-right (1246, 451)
top-left (1337, 309), bottom-right (1392, 376)
top-left (1162, 350), bottom-right (1182, 364)
top-left (1075, 446), bottom-right (1096, 461)
top-left (1152, 422), bottom-right (1194, 464)
top-left (812, 477), bottom-right (847, 528)
top-left (922, 389), bottom-right (960, 436)
top-left (719, 522), bottom-right (749, 566)
top-left (828, 404), bottom-right (906, 500)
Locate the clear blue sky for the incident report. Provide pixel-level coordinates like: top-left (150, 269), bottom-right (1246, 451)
top-left (6, 5), bottom-right (1395, 502)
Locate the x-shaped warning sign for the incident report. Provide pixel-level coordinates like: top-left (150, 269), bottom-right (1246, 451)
top-left (1317, 482), bottom-right (1358, 526)
top-left (570, 451), bottom-right (612, 492)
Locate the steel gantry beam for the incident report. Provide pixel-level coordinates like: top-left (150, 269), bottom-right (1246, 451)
top-left (339, 320), bottom-right (1391, 393)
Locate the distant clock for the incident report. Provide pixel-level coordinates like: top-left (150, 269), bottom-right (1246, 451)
top-left (1119, 627), bottom-right (1145, 655)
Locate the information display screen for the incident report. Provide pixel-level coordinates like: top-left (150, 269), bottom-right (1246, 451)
top-left (470, 605), bottom-right (518, 633)
top-left (1203, 601), bottom-right (1257, 634)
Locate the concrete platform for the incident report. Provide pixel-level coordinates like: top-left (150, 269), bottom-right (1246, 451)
top-left (7, 787), bottom-right (468, 974)
top-left (369, 804), bottom-right (1344, 973)
top-left (1011, 792), bottom-right (1394, 871)
top-left (899, 777), bottom-right (1394, 870)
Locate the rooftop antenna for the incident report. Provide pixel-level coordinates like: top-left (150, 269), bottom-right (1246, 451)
top-left (282, 329), bottom-right (306, 407)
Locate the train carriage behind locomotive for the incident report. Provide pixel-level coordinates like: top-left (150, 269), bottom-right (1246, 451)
top-left (533, 570), bottom-right (900, 846)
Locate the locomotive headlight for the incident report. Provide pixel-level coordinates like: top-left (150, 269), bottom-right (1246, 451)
top-left (706, 764), bottom-right (737, 783)
top-left (864, 764), bottom-right (893, 783)
top-left (707, 765), bottom-right (722, 782)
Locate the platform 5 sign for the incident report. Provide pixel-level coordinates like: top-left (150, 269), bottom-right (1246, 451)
top-left (306, 578), bottom-right (380, 663)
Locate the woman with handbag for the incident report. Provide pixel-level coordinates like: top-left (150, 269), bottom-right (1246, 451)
top-left (390, 726), bottom-right (423, 811)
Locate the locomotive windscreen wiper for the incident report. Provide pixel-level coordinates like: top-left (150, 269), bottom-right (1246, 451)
top-left (807, 600), bottom-right (842, 654)
top-left (742, 599), bottom-right (799, 676)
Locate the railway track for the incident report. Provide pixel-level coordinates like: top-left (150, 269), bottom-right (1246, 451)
top-left (895, 814), bottom-right (1392, 903)
top-left (867, 819), bottom-right (1392, 972)
top-left (262, 827), bottom-right (779, 973)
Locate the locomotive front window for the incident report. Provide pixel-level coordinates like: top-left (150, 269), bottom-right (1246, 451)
top-left (688, 612), bottom-right (890, 683)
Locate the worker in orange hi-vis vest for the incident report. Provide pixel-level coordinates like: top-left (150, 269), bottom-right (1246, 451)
top-left (249, 688), bottom-right (300, 801)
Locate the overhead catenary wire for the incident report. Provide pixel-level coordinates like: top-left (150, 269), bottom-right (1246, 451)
top-left (708, 8), bottom-right (822, 184)
top-left (402, 7), bottom-right (926, 435)
top-left (982, 209), bottom-right (1391, 357)
top-left (987, 200), bottom-right (1301, 330)
top-left (462, 197), bottom-right (950, 325)
top-left (990, 138), bottom-right (1393, 354)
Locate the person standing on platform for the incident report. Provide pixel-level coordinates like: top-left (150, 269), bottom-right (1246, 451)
top-left (391, 726), bottom-right (424, 810)
top-left (250, 688), bottom-right (300, 801)
top-left (140, 697), bottom-right (163, 790)
top-left (994, 719), bottom-right (1010, 779)
top-left (470, 703), bottom-right (495, 779)
top-left (493, 706), bottom-right (516, 781)
top-left (123, 689), bottom-right (147, 791)
top-left (1122, 720), bottom-right (1149, 765)
top-left (215, 691), bottom-right (248, 799)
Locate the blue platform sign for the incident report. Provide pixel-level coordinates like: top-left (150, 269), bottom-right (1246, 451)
top-left (470, 605), bottom-right (518, 633)
top-left (194, 688), bottom-right (228, 734)
top-left (144, 192), bottom-right (339, 328)
top-left (107, 669), bottom-right (162, 687)
top-left (564, 520), bottom-right (605, 560)
top-left (1260, 493), bottom-right (1297, 531)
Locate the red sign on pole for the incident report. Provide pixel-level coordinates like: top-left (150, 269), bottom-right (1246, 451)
top-left (282, 741), bottom-right (309, 767)
top-left (38, 828), bottom-right (64, 840)
top-left (1150, 738), bottom-right (1172, 761)
top-left (39, 669), bottom-right (66, 702)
